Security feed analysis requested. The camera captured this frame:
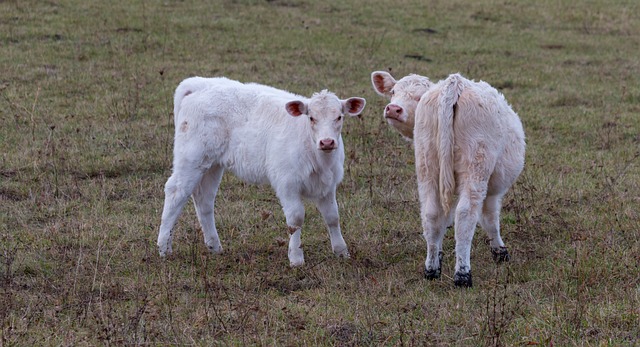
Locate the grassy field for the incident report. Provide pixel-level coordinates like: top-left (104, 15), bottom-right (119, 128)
top-left (1, 0), bottom-right (639, 345)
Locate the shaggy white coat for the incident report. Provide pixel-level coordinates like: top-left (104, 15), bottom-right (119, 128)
top-left (372, 71), bottom-right (525, 286)
top-left (158, 77), bottom-right (366, 266)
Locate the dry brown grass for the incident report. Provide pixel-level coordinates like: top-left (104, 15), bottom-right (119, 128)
top-left (1, 0), bottom-right (639, 345)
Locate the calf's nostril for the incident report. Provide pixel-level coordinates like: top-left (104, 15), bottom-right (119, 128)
top-left (320, 139), bottom-right (335, 149)
top-left (386, 105), bottom-right (402, 116)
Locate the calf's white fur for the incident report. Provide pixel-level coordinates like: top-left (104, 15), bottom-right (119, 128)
top-left (372, 71), bottom-right (525, 287)
top-left (158, 77), bottom-right (366, 266)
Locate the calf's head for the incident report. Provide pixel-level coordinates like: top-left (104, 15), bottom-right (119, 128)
top-left (371, 71), bottom-right (432, 140)
top-left (286, 90), bottom-right (366, 152)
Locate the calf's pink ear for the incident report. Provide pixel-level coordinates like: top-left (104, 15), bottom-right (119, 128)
top-left (371, 71), bottom-right (396, 96)
top-left (342, 97), bottom-right (366, 116)
top-left (285, 100), bottom-right (308, 117)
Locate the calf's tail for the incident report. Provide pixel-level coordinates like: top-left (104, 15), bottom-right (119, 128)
top-left (173, 77), bottom-right (207, 123)
top-left (437, 74), bottom-right (465, 213)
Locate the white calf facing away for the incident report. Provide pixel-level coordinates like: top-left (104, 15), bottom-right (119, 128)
top-left (158, 77), bottom-right (366, 266)
top-left (372, 71), bottom-right (525, 287)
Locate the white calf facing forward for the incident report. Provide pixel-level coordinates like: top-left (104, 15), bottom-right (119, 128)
top-left (157, 76), bottom-right (366, 266)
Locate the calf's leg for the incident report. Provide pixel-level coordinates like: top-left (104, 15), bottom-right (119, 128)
top-left (416, 146), bottom-right (446, 280)
top-left (480, 193), bottom-right (510, 263)
top-left (421, 195), bottom-right (447, 280)
top-left (192, 165), bottom-right (225, 254)
top-left (453, 181), bottom-right (487, 287)
top-left (416, 173), bottom-right (448, 280)
top-left (278, 193), bottom-right (306, 267)
top-left (158, 165), bottom-right (205, 257)
top-left (315, 191), bottom-right (349, 258)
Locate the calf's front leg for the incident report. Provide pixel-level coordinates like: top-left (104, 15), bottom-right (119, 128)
top-left (481, 194), bottom-right (510, 263)
top-left (279, 194), bottom-right (306, 267)
top-left (315, 191), bottom-right (349, 258)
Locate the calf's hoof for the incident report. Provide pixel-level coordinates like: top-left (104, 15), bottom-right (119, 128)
top-left (206, 242), bottom-right (223, 254)
top-left (157, 243), bottom-right (172, 258)
top-left (424, 251), bottom-right (444, 280)
top-left (491, 247), bottom-right (510, 263)
top-left (289, 259), bottom-right (305, 267)
top-left (333, 246), bottom-right (350, 259)
top-left (424, 267), bottom-right (441, 280)
top-left (453, 271), bottom-right (473, 288)
top-left (288, 248), bottom-right (305, 267)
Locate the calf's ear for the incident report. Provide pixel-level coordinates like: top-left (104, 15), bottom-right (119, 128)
top-left (371, 71), bottom-right (396, 96)
top-left (342, 97), bottom-right (366, 116)
top-left (285, 100), bottom-right (308, 117)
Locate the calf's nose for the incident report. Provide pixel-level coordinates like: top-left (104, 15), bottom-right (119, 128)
top-left (385, 104), bottom-right (403, 120)
top-left (319, 138), bottom-right (336, 150)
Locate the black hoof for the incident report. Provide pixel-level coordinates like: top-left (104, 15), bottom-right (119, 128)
top-left (424, 251), bottom-right (444, 280)
top-left (454, 271), bottom-right (473, 288)
top-left (491, 247), bottom-right (510, 263)
top-left (425, 267), bottom-right (441, 280)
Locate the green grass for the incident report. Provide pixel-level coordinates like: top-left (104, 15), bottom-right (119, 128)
top-left (1, 0), bottom-right (639, 345)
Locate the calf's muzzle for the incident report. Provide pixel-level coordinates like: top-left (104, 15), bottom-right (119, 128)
top-left (385, 104), bottom-right (404, 121)
top-left (319, 138), bottom-right (336, 151)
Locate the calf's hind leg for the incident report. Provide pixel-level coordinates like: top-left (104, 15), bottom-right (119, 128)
top-left (453, 181), bottom-right (487, 287)
top-left (158, 165), bottom-right (205, 257)
top-left (192, 165), bottom-right (225, 254)
top-left (420, 191), bottom-right (447, 280)
top-left (416, 147), bottom-right (447, 280)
